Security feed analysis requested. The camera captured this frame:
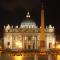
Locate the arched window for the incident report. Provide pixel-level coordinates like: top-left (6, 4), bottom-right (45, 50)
top-left (33, 43), bottom-right (35, 49)
top-left (28, 45), bottom-right (31, 49)
top-left (7, 42), bottom-right (10, 48)
top-left (7, 42), bottom-right (10, 46)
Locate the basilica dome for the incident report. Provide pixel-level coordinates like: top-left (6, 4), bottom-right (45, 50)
top-left (20, 12), bottom-right (37, 28)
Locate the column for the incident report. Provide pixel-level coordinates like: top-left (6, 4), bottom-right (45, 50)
top-left (52, 54), bottom-right (57, 60)
top-left (36, 36), bottom-right (37, 49)
top-left (27, 36), bottom-right (28, 49)
top-left (35, 36), bottom-right (37, 49)
top-left (48, 54), bottom-right (52, 60)
top-left (12, 33), bottom-right (15, 49)
top-left (31, 40), bottom-right (33, 49)
top-left (48, 54), bottom-right (57, 60)
top-left (34, 54), bottom-right (38, 60)
top-left (22, 35), bottom-right (24, 49)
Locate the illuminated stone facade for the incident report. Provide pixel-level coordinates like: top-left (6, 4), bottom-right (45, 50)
top-left (3, 12), bottom-right (56, 50)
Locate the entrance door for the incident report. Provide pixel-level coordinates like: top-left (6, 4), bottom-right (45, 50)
top-left (28, 45), bottom-right (31, 49)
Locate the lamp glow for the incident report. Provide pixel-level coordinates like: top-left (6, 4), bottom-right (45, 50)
top-left (15, 41), bottom-right (22, 48)
top-left (56, 44), bottom-right (60, 49)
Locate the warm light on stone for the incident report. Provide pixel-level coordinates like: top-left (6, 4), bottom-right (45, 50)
top-left (3, 10), bottom-right (56, 50)
top-left (15, 41), bottom-right (22, 49)
top-left (56, 44), bottom-right (60, 49)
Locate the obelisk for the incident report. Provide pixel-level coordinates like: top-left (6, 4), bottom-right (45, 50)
top-left (40, 3), bottom-right (45, 51)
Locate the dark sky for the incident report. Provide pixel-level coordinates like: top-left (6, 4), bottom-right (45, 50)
top-left (0, 0), bottom-right (60, 36)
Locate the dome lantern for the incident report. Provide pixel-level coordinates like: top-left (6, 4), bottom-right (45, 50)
top-left (26, 11), bottom-right (30, 18)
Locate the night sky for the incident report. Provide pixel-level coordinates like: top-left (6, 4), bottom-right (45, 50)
top-left (0, 0), bottom-right (60, 38)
